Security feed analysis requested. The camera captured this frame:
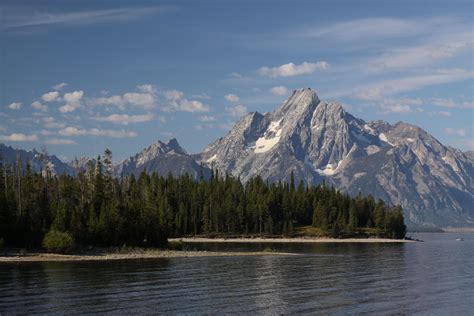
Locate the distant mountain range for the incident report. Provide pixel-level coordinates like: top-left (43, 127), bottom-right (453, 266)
top-left (115, 138), bottom-right (210, 179)
top-left (0, 143), bottom-right (74, 176)
top-left (1, 88), bottom-right (473, 228)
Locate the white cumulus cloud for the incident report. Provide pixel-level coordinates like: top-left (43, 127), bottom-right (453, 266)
top-left (59, 126), bottom-right (137, 138)
top-left (42, 91), bottom-right (60, 102)
top-left (7, 102), bottom-right (22, 110)
top-left (226, 104), bottom-right (247, 117)
top-left (45, 138), bottom-right (77, 145)
top-left (93, 113), bottom-right (154, 125)
top-left (90, 84), bottom-right (157, 110)
top-left (42, 116), bottom-right (65, 129)
top-left (137, 84), bottom-right (157, 94)
top-left (258, 61), bottom-right (329, 78)
top-left (59, 90), bottom-right (83, 113)
top-left (0, 133), bottom-right (38, 141)
top-left (224, 94), bottom-right (240, 102)
top-left (31, 101), bottom-right (48, 112)
top-left (163, 89), bottom-right (210, 112)
top-left (270, 86), bottom-right (288, 96)
top-left (52, 82), bottom-right (68, 90)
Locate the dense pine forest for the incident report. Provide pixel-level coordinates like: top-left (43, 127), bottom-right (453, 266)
top-left (0, 149), bottom-right (406, 250)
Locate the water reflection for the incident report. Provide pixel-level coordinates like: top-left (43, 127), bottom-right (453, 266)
top-left (1, 234), bottom-right (473, 314)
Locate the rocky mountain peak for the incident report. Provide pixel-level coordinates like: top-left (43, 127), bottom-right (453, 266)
top-left (273, 88), bottom-right (320, 121)
top-left (199, 87), bottom-right (474, 228)
top-left (312, 101), bottom-right (346, 123)
top-left (165, 138), bottom-right (187, 155)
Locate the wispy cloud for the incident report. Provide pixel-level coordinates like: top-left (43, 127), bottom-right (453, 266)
top-left (93, 113), bottom-right (154, 125)
top-left (299, 17), bottom-right (445, 41)
top-left (444, 127), bottom-right (466, 137)
top-left (368, 31), bottom-right (472, 72)
top-left (270, 86), bottom-right (288, 96)
top-left (431, 98), bottom-right (474, 109)
top-left (438, 111), bottom-right (452, 117)
top-left (199, 115), bottom-right (216, 122)
top-left (226, 104), bottom-right (247, 117)
top-left (192, 93), bottom-right (211, 100)
top-left (354, 69), bottom-right (473, 101)
top-left (52, 82), bottom-right (68, 91)
top-left (2, 6), bottom-right (174, 30)
top-left (42, 116), bottom-right (65, 129)
top-left (224, 94), bottom-right (240, 102)
top-left (45, 138), bottom-right (77, 145)
top-left (59, 126), bottom-right (137, 138)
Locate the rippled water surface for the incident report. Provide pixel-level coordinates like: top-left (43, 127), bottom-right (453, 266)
top-left (1, 233), bottom-right (473, 314)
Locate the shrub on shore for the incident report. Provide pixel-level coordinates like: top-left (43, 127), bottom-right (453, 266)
top-left (42, 230), bottom-right (75, 253)
top-left (168, 240), bottom-right (184, 251)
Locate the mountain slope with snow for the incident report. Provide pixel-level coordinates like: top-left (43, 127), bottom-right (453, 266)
top-left (2, 88), bottom-right (472, 227)
top-left (115, 138), bottom-right (209, 178)
top-left (198, 88), bottom-right (473, 228)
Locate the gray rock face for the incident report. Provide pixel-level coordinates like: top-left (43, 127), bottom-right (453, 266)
top-left (2, 88), bottom-right (472, 228)
top-left (115, 138), bottom-right (209, 179)
top-left (465, 151), bottom-right (474, 162)
top-left (199, 88), bottom-right (474, 228)
top-left (0, 143), bottom-right (74, 176)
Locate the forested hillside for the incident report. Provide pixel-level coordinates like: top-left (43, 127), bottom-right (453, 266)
top-left (0, 149), bottom-right (406, 249)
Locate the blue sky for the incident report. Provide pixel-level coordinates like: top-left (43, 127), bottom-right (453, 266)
top-left (1, 0), bottom-right (473, 162)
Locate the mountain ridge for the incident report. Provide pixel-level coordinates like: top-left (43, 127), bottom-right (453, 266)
top-left (1, 88), bottom-right (472, 228)
top-left (198, 88), bottom-right (473, 228)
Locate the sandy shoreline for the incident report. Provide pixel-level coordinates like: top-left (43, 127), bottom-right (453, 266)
top-left (0, 250), bottom-right (298, 263)
top-left (0, 237), bottom-right (414, 263)
top-left (170, 237), bottom-right (414, 243)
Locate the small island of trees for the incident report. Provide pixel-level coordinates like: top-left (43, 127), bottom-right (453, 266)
top-left (0, 149), bottom-right (406, 251)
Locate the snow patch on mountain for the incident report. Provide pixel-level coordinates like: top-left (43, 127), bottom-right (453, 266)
top-left (365, 145), bottom-right (381, 155)
top-left (198, 88), bottom-right (474, 228)
top-left (316, 161), bottom-right (342, 176)
top-left (207, 154), bottom-right (217, 163)
top-left (254, 119), bottom-right (283, 153)
top-left (379, 133), bottom-right (394, 146)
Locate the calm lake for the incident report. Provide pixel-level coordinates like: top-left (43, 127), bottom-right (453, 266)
top-left (1, 233), bottom-right (473, 314)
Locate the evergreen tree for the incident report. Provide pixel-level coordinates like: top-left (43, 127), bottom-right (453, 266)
top-left (0, 151), bottom-right (406, 248)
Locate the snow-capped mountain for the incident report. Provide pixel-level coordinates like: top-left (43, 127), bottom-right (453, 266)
top-left (115, 138), bottom-right (209, 178)
top-left (198, 88), bottom-right (473, 228)
top-left (2, 88), bottom-right (472, 227)
top-left (0, 143), bottom-right (74, 176)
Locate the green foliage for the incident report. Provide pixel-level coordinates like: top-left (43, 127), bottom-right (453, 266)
top-left (0, 149), bottom-right (407, 249)
top-left (384, 205), bottom-right (406, 239)
top-left (167, 240), bottom-right (184, 251)
top-left (42, 230), bottom-right (74, 253)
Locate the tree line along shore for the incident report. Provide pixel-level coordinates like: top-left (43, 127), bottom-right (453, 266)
top-left (0, 149), bottom-right (406, 253)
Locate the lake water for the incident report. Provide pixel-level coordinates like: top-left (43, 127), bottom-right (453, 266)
top-left (1, 233), bottom-right (473, 314)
